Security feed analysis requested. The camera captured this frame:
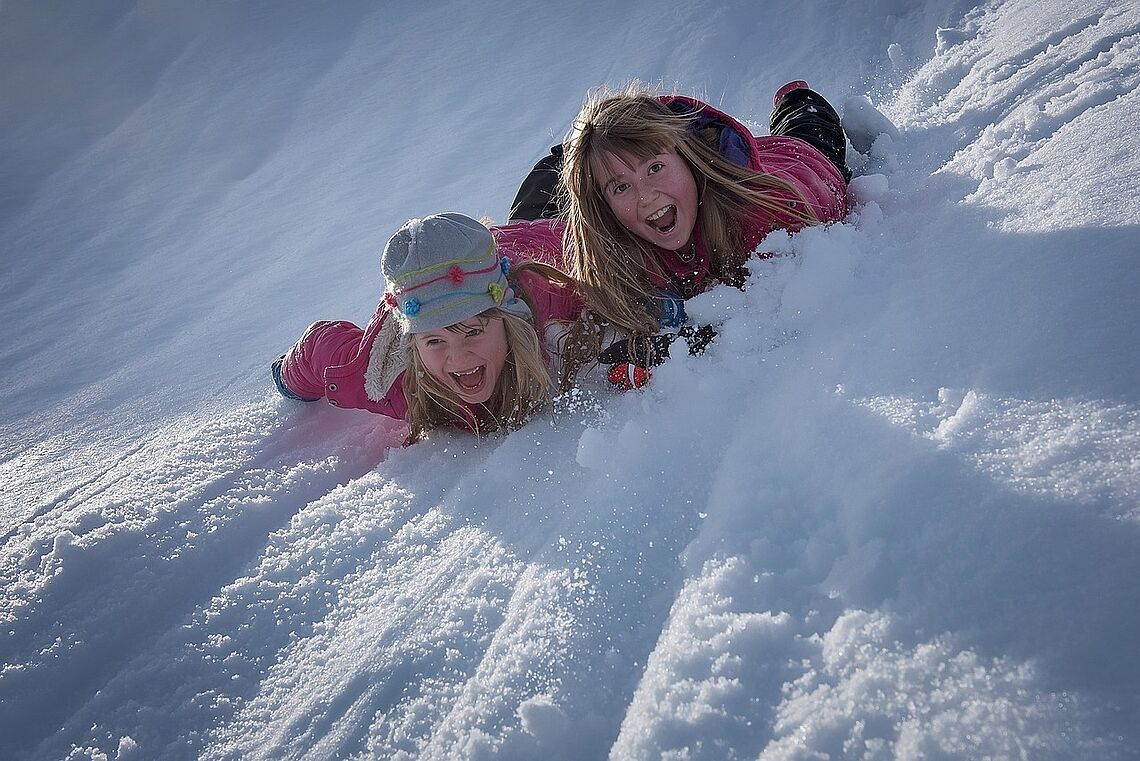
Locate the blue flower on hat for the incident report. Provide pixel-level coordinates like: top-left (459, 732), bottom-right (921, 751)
top-left (500, 257), bottom-right (510, 276)
top-left (403, 297), bottom-right (421, 317)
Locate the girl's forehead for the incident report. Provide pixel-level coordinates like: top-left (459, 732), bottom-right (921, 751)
top-left (591, 144), bottom-right (673, 181)
top-left (450, 314), bottom-right (498, 333)
top-left (598, 149), bottom-right (637, 173)
top-left (412, 317), bottom-right (483, 340)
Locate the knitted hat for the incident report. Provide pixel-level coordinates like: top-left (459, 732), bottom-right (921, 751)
top-left (381, 213), bottom-right (532, 333)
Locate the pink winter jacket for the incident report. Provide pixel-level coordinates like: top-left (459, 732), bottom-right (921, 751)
top-left (650, 95), bottom-right (849, 296)
top-left (277, 218), bottom-right (581, 420)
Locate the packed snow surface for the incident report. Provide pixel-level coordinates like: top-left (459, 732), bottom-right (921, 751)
top-left (2, 1), bottom-right (1138, 759)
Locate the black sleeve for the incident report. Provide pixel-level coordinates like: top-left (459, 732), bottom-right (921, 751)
top-left (508, 144), bottom-right (565, 222)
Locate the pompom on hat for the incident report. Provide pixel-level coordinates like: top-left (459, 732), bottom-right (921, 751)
top-left (381, 213), bottom-right (532, 333)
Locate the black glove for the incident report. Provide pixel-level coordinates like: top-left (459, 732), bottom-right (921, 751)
top-left (677, 324), bottom-right (717, 356)
top-left (598, 333), bottom-right (677, 368)
top-left (598, 324), bottom-right (718, 367)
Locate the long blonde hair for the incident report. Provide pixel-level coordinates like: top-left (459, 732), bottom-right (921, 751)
top-left (560, 85), bottom-right (817, 337)
top-left (401, 261), bottom-right (577, 442)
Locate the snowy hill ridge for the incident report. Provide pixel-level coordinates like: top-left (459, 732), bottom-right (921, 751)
top-left (2, 0), bottom-right (1139, 759)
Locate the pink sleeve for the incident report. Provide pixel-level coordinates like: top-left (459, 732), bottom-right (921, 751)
top-left (278, 320), bottom-right (364, 401)
top-left (518, 270), bottom-right (583, 326)
top-left (492, 219), bottom-right (568, 270)
top-left (751, 135), bottom-right (848, 226)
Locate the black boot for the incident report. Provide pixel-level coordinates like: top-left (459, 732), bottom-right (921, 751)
top-left (770, 83), bottom-right (852, 184)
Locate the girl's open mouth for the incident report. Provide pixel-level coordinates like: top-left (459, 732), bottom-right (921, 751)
top-left (450, 366), bottom-right (486, 392)
top-left (646, 204), bottom-right (677, 234)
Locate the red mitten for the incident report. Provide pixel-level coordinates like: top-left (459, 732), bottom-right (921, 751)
top-left (608, 362), bottom-right (651, 391)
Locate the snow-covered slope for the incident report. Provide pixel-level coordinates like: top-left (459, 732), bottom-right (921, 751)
top-left (2, 1), bottom-right (1138, 758)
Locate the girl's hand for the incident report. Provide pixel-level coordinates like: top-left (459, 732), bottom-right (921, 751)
top-left (600, 323), bottom-right (718, 392)
top-left (608, 362), bottom-right (651, 391)
top-left (598, 324), bottom-right (717, 368)
top-left (599, 333), bottom-right (676, 368)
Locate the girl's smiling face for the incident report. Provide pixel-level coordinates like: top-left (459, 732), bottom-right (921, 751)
top-left (412, 315), bottom-right (508, 405)
top-left (598, 147), bottom-right (699, 251)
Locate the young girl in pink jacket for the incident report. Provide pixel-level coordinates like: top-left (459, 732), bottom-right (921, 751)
top-left (273, 213), bottom-right (582, 442)
top-left (512, 82), bottom-right (850, 386)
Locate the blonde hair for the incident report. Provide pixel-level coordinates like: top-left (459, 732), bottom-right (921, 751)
top-left (401, 261), bottom-right (577, 442)
top-left (560, 84), bottom-right (817, 338)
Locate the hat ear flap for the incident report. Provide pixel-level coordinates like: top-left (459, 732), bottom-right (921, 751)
top-left (364, 311), bottom-right (407, 402)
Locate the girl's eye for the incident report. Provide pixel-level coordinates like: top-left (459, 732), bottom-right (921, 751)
top-left (464, 328), bottom-right (484, 338)
top-left (611, 182), bottom-right (629, 196)
top-left (648, 162), bottom-right (664, 175)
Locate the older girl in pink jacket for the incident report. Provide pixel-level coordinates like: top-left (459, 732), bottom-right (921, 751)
top-left (273, 213), bottom-right (582, 442)
top-left (510, 82), bottom-right (849, 386)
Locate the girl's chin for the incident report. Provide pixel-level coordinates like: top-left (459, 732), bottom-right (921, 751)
top-left (658, 238), bottom-right (691, 253)
top-left (456, 389), bottom-right (493, 404)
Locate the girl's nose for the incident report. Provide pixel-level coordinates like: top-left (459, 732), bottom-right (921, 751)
top-left (448, 347), bottom-right (473, 366)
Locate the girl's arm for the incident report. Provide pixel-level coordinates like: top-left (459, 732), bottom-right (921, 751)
top-left (274, 320), bottom-right (365, 402)
top-left (492, 218), bottom-right (567, 270)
